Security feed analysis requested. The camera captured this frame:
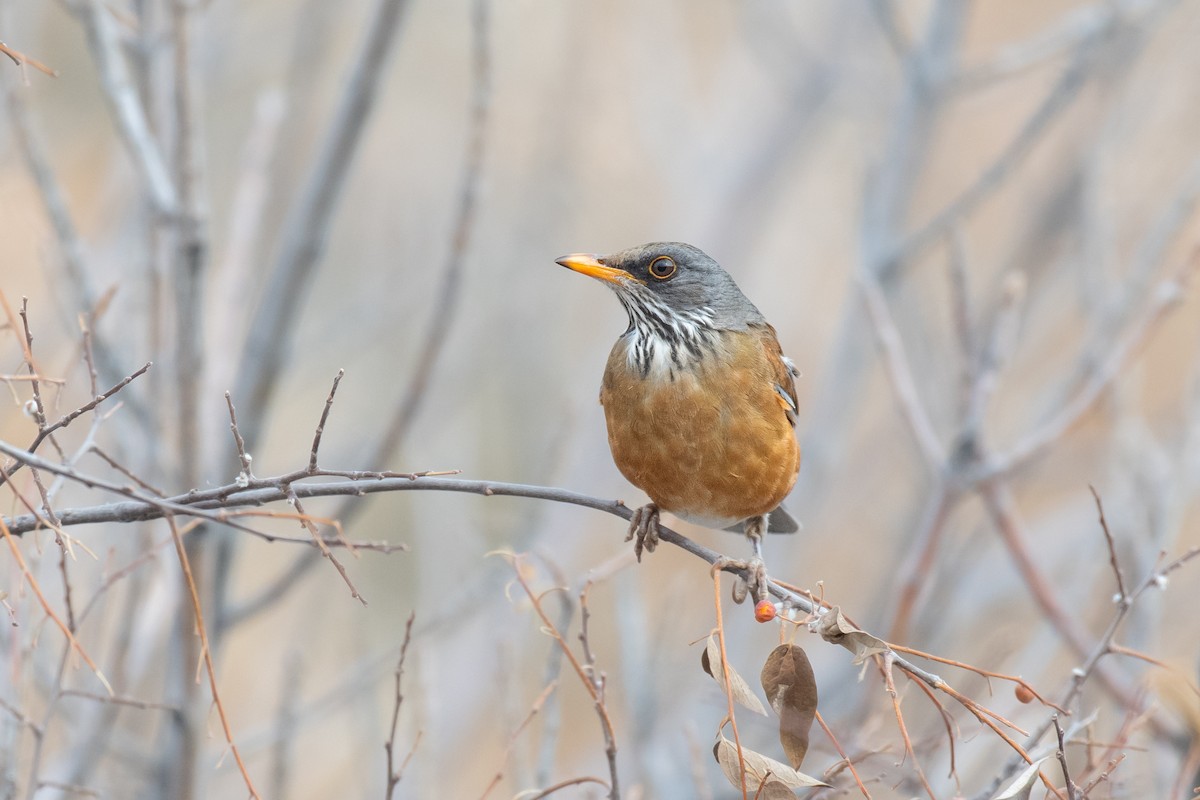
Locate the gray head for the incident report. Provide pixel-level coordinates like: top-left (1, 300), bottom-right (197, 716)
top-left (555, 242), bottom-right (765, 330)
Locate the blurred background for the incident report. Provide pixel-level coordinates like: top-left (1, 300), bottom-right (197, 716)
top-left (2, 0), bottom-right (1200, 797)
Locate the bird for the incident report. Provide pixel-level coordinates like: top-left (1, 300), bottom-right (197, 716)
top-left (555, 242), bottom-right (800, 590)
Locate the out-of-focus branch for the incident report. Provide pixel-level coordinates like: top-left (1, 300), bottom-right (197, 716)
top-left (856, 267), bottom-right (945, 468)
top-left (952, 4), bottom-right (1116, 91)
top-left (376, 0), bottom-right (491, 459)
top-left (895, 49), bottom-right (1091, 267)
top-left (233, 0), bottom-right (413, 447)
top-left (74, 0), bottom-right (179, 217)
top-left (170, 0), bottom-right (207, 491)
top-left (985, 247), bottom-right (1198, 478)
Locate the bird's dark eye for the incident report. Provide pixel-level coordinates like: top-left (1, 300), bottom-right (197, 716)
top-left (649, 256), bottom-right (676, 280)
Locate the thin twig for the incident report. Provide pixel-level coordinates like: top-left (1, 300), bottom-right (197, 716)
top-left (979, 545), bottom-right (1200, 798)
top-left (510, 556), bottom-right (620, 799)
top-left (224, 392), bottom-right (253, 478)
top-left (309, 369), bottom-right (344, 471)
top-left (164, 516), bottom-right (261, 798)
top-left (25, 363), bottom-right (152, 458)
top-left (59, 690), bottom-right (179, 712)
top-left (477, 681), bottom-right (557, 800)
top-left (1090, 485), bottom-right (1128, 604)
top-left (579, 580), bottom-right (620, 798)
top-left (0, 39), bottom-right (57, 76)
top-left (712, 567), bottom-right (748, 800)
top-left (887, 642), bottom-right (1064, 711)
top-left (0, 494), bottom-right (111, 695)
top-left (939, 682), bottom-right (1064, 800)
top-left (384, 612), bottom-right (416, 799)
top-left (979, 478), bottom-right (1145, 714)
top-left (524, 776), bottom-right (611, 799)
top-left (814, 709), bottom-right (871, 799)
top-left (881, 652), bottom-right (935, 800)
top-left (1053, 715), bottom-right (1079, 800)
top-left (905, 675), bottom-right (958, 784)
top-left (1080, 753), bottom-right (1125, 795)
top-left (88, 446), bottom-right (166, 496)
top-left (285, 487), bottom-right (364, 603)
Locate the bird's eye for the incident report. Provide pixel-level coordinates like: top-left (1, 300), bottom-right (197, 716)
top-left (649, 256), bottom-right (676, 280)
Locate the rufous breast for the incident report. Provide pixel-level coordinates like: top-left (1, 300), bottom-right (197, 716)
top-left (599, 324), bottom-right (800, 528)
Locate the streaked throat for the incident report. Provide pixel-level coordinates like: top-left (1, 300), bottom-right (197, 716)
top-left (616, 292), bottom-right (718, 380)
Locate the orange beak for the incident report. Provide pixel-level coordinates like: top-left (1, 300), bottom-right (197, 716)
top-left (555, 253), bottom-right (641, 286)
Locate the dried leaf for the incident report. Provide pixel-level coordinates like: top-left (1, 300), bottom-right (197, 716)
top-left (712, 734), bottom-right (829, 792)
top-left (760, 644), bottom-right (818, 768)
top-left (814, 606), bottom-right (888, 664)
top-left (702, 634), bottom-right (767, 715)
top-left (757, 780), bottom-right (797, 800)
top-left (991, 757), bottom-right (1048, 799)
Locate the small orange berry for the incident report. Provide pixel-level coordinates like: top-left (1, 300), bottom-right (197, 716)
top-left (1014, 684), bottom-right (1035, 704)
top-left (754, 600), bottom-right (776, 623)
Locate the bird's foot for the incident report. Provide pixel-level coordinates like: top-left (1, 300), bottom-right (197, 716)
top-left (626, 503), bottom-right (660, 563)
top-left (711, 556), bottom-right (769, 605)
top-left (713, 514), bottom-right (772, 604)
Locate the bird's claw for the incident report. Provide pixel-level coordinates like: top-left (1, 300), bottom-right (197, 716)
top-left (711, 556), bottom-right (769, 605)
top-left (626, 504), bottom-right (660, 563)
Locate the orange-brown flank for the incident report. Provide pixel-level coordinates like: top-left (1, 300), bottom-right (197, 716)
top-left (599, 324), bottom-right (800, 527)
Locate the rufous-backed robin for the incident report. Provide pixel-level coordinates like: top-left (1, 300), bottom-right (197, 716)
top-left (556, 242), bottom-right (800, 578)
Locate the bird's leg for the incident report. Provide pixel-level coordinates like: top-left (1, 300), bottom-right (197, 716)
top-left (742, 514), bottom-right (769, 603)
top-left (626, 503), bottom-right (660, 562)
top-left (710, 515), bottom-right (770, 604)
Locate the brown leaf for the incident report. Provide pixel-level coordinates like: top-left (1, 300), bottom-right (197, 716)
top-left (702, 634), bottom-right (767, 715)
top-left (758, 780), bottom-right (799, 800)
top-left (760, 644), bottom-right (818, 768)
top-left (814, 606), bottom-right (888, 664)
top-left (712, 734), bottom-right (829, 792)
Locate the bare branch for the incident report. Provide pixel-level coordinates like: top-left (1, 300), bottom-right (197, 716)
top-left (224, 392), bottom-right (253, 479)
top-left (379, 0), bottom-right (491, 456)
top-left (164, 516), bottom-right (261, 798)
top-left (0, 38), bottom-right (57, 76)
top-left (1090, 485), bottom-right (1128, 605)
top-left (856, 267), bottom-right (945, 468)
top-left (309, 369), bottom-right (344, 471)
top-left (73, 0), bottom-right (179, 216)
top-left (384, 613), bottom-right (416, 799)
top-left (1052, 715), bottom-right (1079, 800)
